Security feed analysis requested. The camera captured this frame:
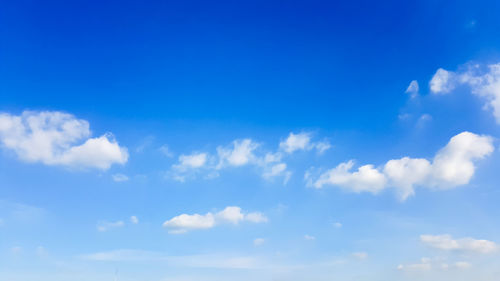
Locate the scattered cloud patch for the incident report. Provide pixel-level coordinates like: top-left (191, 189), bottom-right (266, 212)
top-left (420, 234), bottom-right (498, 254)
top-left (406, 80), bottom-right (419, 98)
top-left (307, 132), bottom-right (493, 200)
top-left (130, 216), bottom-right (139, 224)
top-left (398, 257), bottom-right (472, 271)
top-left (97, 220), bottom-right (125, 232)
top-left (112, 173), bottom-right (129, 182)
top-left (279, 132), bottom-right (331, 154)
top-left (304, 234), bottom-right (316, 240)
top-left (430, 62), bottom-right (500, 123)
top-left (352, 252), bottom-right (368, 260)
top-left (253, 238), bottom-right (265, 246)
top-left (333, 222), bottom-right (342, 228)
top-left (0, 111), bottom-right (128, 170)
top-left (163, 206), bottom-right (267, 234)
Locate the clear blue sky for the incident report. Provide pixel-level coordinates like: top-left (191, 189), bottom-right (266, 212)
top-left (1, 0), bottom-right (500, 280)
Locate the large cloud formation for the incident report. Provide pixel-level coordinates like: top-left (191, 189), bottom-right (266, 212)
top-left (0, 111), bottom-right (128, 170)
top-left (308, 132), bottom-right (494, 200)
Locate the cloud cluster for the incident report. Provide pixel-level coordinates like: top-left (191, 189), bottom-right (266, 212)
top-left (398, 257), bottom-right (471, 271)
top-left (0, 111), bottom-right (128, 170)
top-left (430, 62), bottom-right (500, 123)
top-left (167, 132), bottom-right (330, 183)
top-left (163, 206), bottom-right (267, 234)
top-left (307, 131), bottom-right (493, 200)
top-left (420, 234), bottom-right (498, 254)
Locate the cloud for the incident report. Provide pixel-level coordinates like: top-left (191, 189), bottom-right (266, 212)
top-left (333, 222), bottom-right (342, 228)
top-left (279, 132), bottom-right (331, 154)
top-left (130, 216), bottom-right (139, 224)
top-left (430, 62), bottom-right (500, 123)
top-left (112, 173), bottom-right (129, 182)
top-left (304, 234), bottom-right (315, 240)
top-left (420, 234), bottom-right (498, 254)
top-left (162, 206), bottom-right (267, 234)
top-left (308, 132), bottom-right (493, 200)
top-left (398, 257), bottom-right (473, 271)
top-left (97, 220), bottom-right (125, 232)
top-left (430, 68), bottom-right (456, 94)
top-left (0, 111), bottom-right (128, 170)
top-left (253, 238), bottom-right (265, 246)
top-left (352, 252), bottom-right (368, 260)
top-left (311, 160), bottom-right (387, 193)
top-left (406, 80), bottom-right (419, 98)
top-left (217, 139), bottom-right (259, 167)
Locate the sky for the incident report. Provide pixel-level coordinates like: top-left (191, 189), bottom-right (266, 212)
top-left (1, 0), bottom-right (500, 280)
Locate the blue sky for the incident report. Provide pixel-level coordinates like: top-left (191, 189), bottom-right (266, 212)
top-left (1, 0), bottom-right (500, 280)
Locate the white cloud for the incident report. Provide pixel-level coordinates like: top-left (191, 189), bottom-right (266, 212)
top-left (312, 160), bottom-right (387, 193)
top-left (112, 173), bottom-right (129, 182)
top-left (0, 111), bottom-right (128, 170)
top-left (420, 234), bottom-right (498, 254)
top-left (304, 234), bottom-right (315, 240)
top-left (130, 216), bottom-right (139, 224)
top-left (309, 132), bottom-right (493, 200)
top-left (333, 222), bottom-right (342, 228)
top-left (398, 257), bottom-right (432, 271)
top-left (163, 206), bottom-right (267, 234)
top-left (97, 220), bottom-right (124, 232)
top-left (430, 62), bottom-right (500, 123)
top-left (280, 132), bottom-right (331, 154)
top-left (253, 238), bottom-right (265, 246)
top-left (159, 144), bottom-right (174, 157)
top-left (352, 252), bottom-right (368, 260)
top-left (217, 139), bottom-right (258, 168)
top-left (430, 68), bottom-right (456, 94)
top-left (406, 80), bottom-right (419, 98)
top-left (177, 153), bottom-right (207, 169)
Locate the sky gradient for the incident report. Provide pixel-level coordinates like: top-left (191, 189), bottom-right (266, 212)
top-left (1, 0), bottom-right (500, 280)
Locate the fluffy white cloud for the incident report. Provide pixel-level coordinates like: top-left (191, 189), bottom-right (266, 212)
top-left (280, 132), bottom-right (331, 154)
top-left (0, 111), bottom-right (128, 170)
top-left (406, 80), bottom-right (419, 98)
top-left (97, 220), bottom-right (125, 232)
top-left (420, 234), bottom-right (498, 254)
top-left (430, 68), bottom-right (456, 94)
top-left (430, 62), bottom-right (500, 123)
top-left (398, 257), bottom-right (473, 272)
top-left (309, 132), bottom-right (493, 200)
top-left (312, 160), bottom-right (387, 193)
top-left (217, 139), bottom-right (258, 168)
top-left (163, 206), bottom-right (267, 234)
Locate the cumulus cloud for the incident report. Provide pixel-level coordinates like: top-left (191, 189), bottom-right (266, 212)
top-left (163, 206), bottom-right (267, 234)
top-left (0, 111), bottom-right (128, 170)
top-left (217, 139), bottom-right (259, 168)
top-left (430, 68), bottom-right (456, 94)
top-left (430, 62), bottom-right (500, 123)
top-left (308, 132), bottom-right (493, 200)
top-left (279, 132), bottom-right (331, 154)
top-left (97, 220), bottom-right (125, 232)
top-left (420, 234), bottom-right (498, 254)
top-left (406, 80), bottom-right (420, 98)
